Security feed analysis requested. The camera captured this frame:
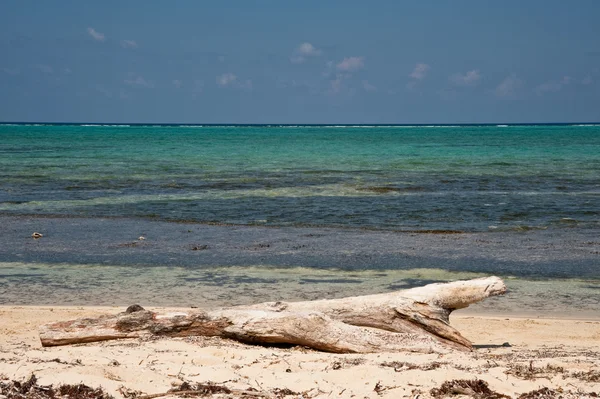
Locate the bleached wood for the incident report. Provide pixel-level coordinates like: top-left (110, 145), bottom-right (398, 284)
top-left (39, 277), bottom-right (506, 353)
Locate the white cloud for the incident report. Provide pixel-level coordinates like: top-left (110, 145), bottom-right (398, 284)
top-left (290, 42), bottom-right (322, 64)
top-left (298, 42), bottom-right (321, 57)
top-left (534, 76), bottom-right (571, 95)
top-left (37, 64), bottom-right (54, 74)
top-left (124, 75), bottom-right (153, 88)
top-left (409, 63), bottom-right (430, 80)
top-left (216, 73), bottom-right (237, 87)
top-left (324, 58), bottom-right (367, 95)
top-left (535, 82), bottom-right (561, 95)
top-left (362, 80), bottom-right (377, 92)
top-left (407, 63), bottom-right (431, 89)
top-left (495, 74), bottom-right (522, 97)
top-left (172, 79), bottom-right (183, 89)
top-left (450, 69), bottom-right (481, 86)
top-left (336, 56), bottom-right (364, 72)
top-left (582, 75), bottom-right (593, 85)
top-left (121, 40), bottom-right (138, 49)
top-left (87, 27), bottom-right (105, 42)
top-left (216, 73), bottom-right (252, 90)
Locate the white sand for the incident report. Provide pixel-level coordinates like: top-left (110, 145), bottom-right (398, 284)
top-left (1, 306), bottom-right (599, 398)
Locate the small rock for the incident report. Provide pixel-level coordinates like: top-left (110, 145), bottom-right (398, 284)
top-left (31, 232), bottom-right (43, 239)
top-left (125, 304), bottom-right (145, 313)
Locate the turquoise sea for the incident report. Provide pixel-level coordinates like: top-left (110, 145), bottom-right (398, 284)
top-left (0, 123), bottom-right (599, 316)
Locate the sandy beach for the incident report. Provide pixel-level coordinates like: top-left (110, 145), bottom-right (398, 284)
top-left (1, 306), bottom-right (599, 398)
top-left (3, 1), bottom-right (600, 397)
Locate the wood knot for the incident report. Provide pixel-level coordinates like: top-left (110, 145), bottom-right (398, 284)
top-left (125, 304), bottom-right (145, 313)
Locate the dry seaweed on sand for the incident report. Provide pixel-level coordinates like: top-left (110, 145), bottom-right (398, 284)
top-left (133, 381), bottom-right (299, 399)
top-left (504, 362), bottom-right (565, 380)
top-left (330, 357), bottom-right (365, 370)
top-left (0, 377), bottom-right (303, 399)
top-left (380, 360), bottom-right (444, 372)
top-left (0, 375), bottom-right (113, 399)
top-left (570, 369), bottom-right (600, 382)
top-left (516, 387), bottom-right (599, 399)
top-left (430, 379), bottom-right (510, 399)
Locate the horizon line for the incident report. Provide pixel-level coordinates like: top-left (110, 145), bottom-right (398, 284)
top-left (1, 121), bottom-right (599, 126)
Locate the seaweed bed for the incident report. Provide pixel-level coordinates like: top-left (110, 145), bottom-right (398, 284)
top-left (0, 375), bottom-right (112, 399)
top-left (429, 379), bottom-right (598, 399)
top-left (1, 375), bottom-right (598, 399)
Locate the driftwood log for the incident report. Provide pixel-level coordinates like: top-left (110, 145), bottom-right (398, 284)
top-left (39, 277), bottom-right (506, 353)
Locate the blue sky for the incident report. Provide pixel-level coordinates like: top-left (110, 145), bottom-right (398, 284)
top-left (1, 1), bottom-right (599, 123)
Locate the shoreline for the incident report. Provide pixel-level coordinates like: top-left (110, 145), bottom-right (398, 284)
top-left (2, 260), bottom-right (598, 318)
top-left (1, 305), bottom-right (599, 398)
top-left (2, 213), bottom-right (599, 396)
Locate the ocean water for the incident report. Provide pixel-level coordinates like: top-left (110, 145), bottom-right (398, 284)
top-left (1, 123), bottom-right (599, 232)
top-left (0, 123), bottom-right (599, 315)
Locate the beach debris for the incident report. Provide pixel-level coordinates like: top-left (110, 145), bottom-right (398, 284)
top-left (516, 387), bottom-right (599, 398)
top-left (39, 277), bottom-right (506, 354)
top-left (131, 381), bottom-right (276, 399)
top-left (0, 374), bottom-right (113, 399)
top-left (271, 388), bottom-right (298, 398)
top-left (117, 386), bottom-right (143, 398)
top-left (373, 381), bottom-right (400, 395)
top-left (571, 369), bottom-right (600, 382)
top-left (329, 357), bottom-right (364, 370)
top-left (505, 362), bottom-right (565, 380)
top-left (31, 232), bottom-right (43, 239)
top-left (381, 360), bottom-right (443, 372)
top-left (430, 379), bottom-right (510, 398)
top-left (1, 376), bottom-right (295, 399)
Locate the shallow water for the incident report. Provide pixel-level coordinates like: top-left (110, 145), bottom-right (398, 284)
top-left (1, 262), bottom-right (598, 318)
top-left (1, 216), bottom-right (598, 317)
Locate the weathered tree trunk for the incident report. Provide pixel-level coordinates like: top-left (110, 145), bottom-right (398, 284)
top-left (39, 277), bottom-right (505, 353)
